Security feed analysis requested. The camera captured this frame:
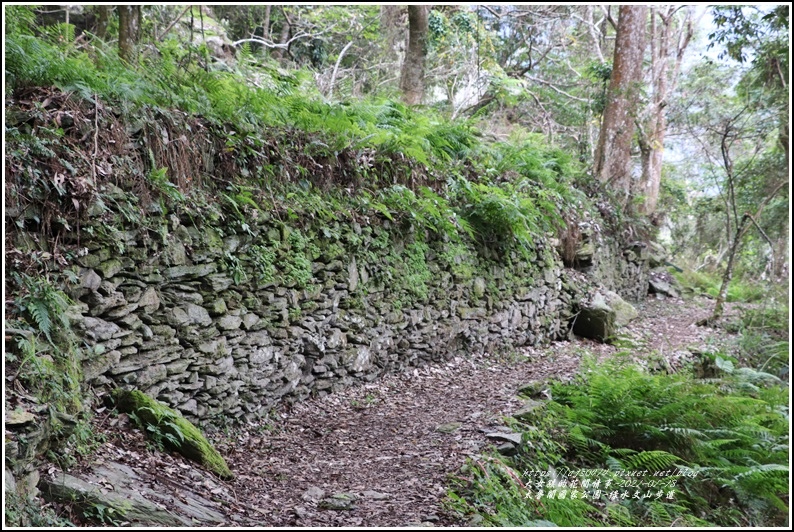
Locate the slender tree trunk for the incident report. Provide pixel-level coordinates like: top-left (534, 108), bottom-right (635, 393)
top-left (708, 215), bottom-right (748, 323)
top-left (380, 4), bottom-right (404, 89)
top-left (262, 5), bottom-right (271, 40)
top-left (584, 5), bottom-right (606, 64)
top-left (699, 180), bottom-right (788, 325)
top-left (271, 7), bottom-right (291, 60)
top-left (637, 7), bottom-right (694, 215)
top-left (95, 5), bottom-right (111, 40)
top-left (118, 5), bottom-right (141, 63)
top-left (773, 227), bottom-right (788, 279)
top-left (593, 5), bottom-right (647, 204)
top-left (400, 5), bottom-right (429, 106)
top-left (381, 5), bottom-right (403, 60)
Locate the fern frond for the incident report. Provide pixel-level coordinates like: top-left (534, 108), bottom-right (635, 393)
top-left (605, 455), bottom-right (625, 472)
top-left (625, 450), bottom-right (682, 472)
top-left (28, 299), bottom-right (53, 342)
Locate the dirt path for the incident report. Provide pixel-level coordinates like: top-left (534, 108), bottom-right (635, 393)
top-left (51, 295), bottom-right (735, 526)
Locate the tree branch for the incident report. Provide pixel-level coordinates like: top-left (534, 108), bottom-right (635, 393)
top-left (158, 5), bottom-right (192, 42)
top-left (745, 213), bottom-right (775, 255)
top-left (327, 40), bottom-right (354, 99)
top-left (572, 7), bottom-right (605, 63)
top-left (481, 5), bottom-right (502, 19)
top-left (525, 75), bottom-right (589, 102)
top-left (232, 31), bottom-right (310, 50)
top-left (600, 6), bottom-right (617, 31)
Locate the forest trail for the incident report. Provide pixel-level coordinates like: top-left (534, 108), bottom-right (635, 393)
top-left (51, 295), bottom-right (733, 527)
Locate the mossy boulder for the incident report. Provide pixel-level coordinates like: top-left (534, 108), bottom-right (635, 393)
top-left (573, 296), bottom-right (615, 342)
top-left (112, 389), bottom-right (233, 479)
top-left (602, 289), bottom-right (638, 326)
top-left (572, 290), bottom-right (637, 342)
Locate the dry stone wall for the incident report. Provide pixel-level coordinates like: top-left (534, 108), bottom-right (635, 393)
top-left (48, 205), bottom-right (647, 427)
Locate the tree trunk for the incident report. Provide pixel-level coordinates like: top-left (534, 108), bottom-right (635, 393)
top-left (584, 5), bottom-right (606, 64)
top-left (706, 214), bottom-right (749, 324)
top-left (400, 5), bottom-right (429, 106)
top-left (118, 5), bottom-right (141, 63)
top-left (698, 180), bottom-right (788, 326)
top-left (593, 5), bottom-right (647, 204)
top-left (772, 227), bottom-right (788, 279)
top-left (262, 5), bottom-right (271, 40)
top-left (636, 7), bottom-right (694, 215)
top-left (271, 7), bottom-right (291, 60)
top-left (95, 5), bottom-right (111, 40)
top-left (381, 5), bottom-right (404, 60)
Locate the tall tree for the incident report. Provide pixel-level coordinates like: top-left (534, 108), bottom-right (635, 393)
top-left (593, 5), bottom-right (647, 204)
top-left (380, 5), bottom-right (404, 61)
top-left (635, 6), bottom-right (695, 216)
top-left (95, 5), bottom-right (112, 40)
top-left (400, 5), bottom-right (429, 105)
top-left (118, 5), bottom-right (141, 63)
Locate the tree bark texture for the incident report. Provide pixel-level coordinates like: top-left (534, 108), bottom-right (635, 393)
top-left (95, 5), bottom-right (111, 40)
top-left (118, 5), bottom-right (141, 63)
top-left (593, 5), bottom-right (647, 204)
top-left (262, 5), bottom-right (272, 41)
top-left (636, 7), bottom-right (693, 215)
top-left (271, 7), bottom-right (291, 60)
top-left (400, 5), bottom-right (429, 106)
top-left (380, 5), bottom-right (404, 61)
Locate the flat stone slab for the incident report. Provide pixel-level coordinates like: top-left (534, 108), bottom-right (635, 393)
top-left (513, 399), bottom-right (546, 421)
top-left (319, 492), bottom-right (358, 511)
top-left (485, 432), bottom-right (523, 446)
top-left (41, 460), bottom-right (227, 526)
top-left (435, 422), bottom-right (463, 434)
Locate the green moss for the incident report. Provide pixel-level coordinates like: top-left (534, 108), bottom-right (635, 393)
top-left (322, 242), bottom-right (346, 261)
top-left (282, 229), bottom-right (317, 288)
top-left (403, 240), bottom-right (432, 301)
top-left (250, 242), bottom-right (278, 285)
top-left (4, 491), bottom-right (75, 527)
top-left (301, 301), bottom-right (319, 313)
top-left (112, 389), bottom-right (234, 479)
top-left (202, 227), bottom-right (224, 254)
top-left (439, 240), bottom-right (476, 281)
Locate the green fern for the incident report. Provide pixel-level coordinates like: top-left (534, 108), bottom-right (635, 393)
top-left (451, 355), bottom-right (789, 527)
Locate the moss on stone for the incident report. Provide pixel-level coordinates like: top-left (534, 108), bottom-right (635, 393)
top-left (112, 389), bottom-right (233, 479)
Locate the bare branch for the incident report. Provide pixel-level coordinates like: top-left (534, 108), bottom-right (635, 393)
top-left (526, 75), bottom-right (589, 102)
top-left (232, 38), bottom-right (289, 50)
top-left (775, 57), bottom-right (787, 89)
top-left (751, 180), bottom-right (789, 220)
top-left (746, 213), bottom-right (776, 253)
top-left (481, 5), bottom-right (502, 19)
top-left (600, 5), bottom-right (617, 31)
top-left (572, 6), bottom-right (605, 63)
top-left (158, 5), bottom-right (192, 42)
top-left (232, 29), bottom-right (313, 50)
top-left (327, 41), bottom-right (354, 99)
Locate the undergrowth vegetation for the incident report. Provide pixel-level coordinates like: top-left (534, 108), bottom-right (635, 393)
top-left (673, 269), bottom-right (768, 303)
top-left (672, 269), bottom-right (789, 377)
top-left (447, 356), bottom-right (789, 527)
top-left (5, 4), bottom-right (600, 267)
